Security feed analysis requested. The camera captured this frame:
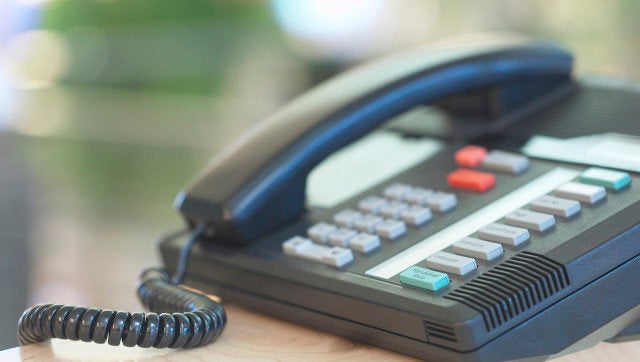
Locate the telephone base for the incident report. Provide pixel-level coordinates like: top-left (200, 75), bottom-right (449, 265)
top-left (163, 77), bottom-right (640, 361)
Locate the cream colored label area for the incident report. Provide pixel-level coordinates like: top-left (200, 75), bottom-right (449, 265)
top-left (587, 139), bottom-right (640, 164)
top-left (521, 133), bottom-right (640, 172)
top-left (365, 167), bottom-right (580, 279)
top-left (306, 131), bottom-right (442, 209)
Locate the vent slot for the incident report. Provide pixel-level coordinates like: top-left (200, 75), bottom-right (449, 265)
top-left (444, 252), bottom-right (570, 331)
top-left (423, 320), bottom-right (457, 342)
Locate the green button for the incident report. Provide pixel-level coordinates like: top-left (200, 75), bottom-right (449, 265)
top-left (579, 167), bottom-right (631, 190)
top-left (399, 266), bottom-right (450, 291)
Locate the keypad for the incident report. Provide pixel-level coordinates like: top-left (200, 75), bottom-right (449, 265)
top-left (305, 179), bottom-right (451, 254)
top-left (282, 180), bottom-right (457, 267)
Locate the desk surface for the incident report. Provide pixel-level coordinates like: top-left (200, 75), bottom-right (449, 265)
top-left (2, 303), bottom-right (640, 361)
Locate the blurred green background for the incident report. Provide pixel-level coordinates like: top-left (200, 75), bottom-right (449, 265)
top-left (2, 0), bottom-right (640, 211)
top-left (0, 0), bottom-right (639, 350)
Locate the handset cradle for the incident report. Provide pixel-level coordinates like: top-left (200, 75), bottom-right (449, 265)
top-left (175, 37), bottom-right (573, 244)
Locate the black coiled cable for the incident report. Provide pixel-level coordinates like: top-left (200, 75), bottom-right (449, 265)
top-left (17, 226), bottom-right (226, 348)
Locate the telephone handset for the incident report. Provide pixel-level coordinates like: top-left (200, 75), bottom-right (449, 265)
top-left (18, 35), bottom-right (640, 361)
top-left (175, 36), bottom-right (572, 244)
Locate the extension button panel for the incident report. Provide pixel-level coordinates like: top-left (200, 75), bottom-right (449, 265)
top-left (389, 166), bottom-right (631, 298)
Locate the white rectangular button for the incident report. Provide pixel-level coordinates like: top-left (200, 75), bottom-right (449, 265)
top-left (404, 187), bottom-right (434, 205)
top-left (452, 237), bottom-right (503, 261)
top-left (283, 236), bottom-right (353, 267)
top-left (401, 205), bottom-right (432, 226)
top-left (479, 223), bottom-right (530, 246)
top-left (282, 236), bottom-right (313, 254)
top-left (358, 196), bottom-right (389, 214)
top-left (383, 183), bottom-right (413, 200)
top-left (328, 227), bottom-right (358, 247)
top-left (530, 195), bottom-right (581, 217)
top-left (307, 222), bottom-right (337, 244)
top-left (375, 219), bottom-right (407, 239)
top-left (481, 150), bottom-right (530, 175)
top-left (426, 192), bottom-right (457, 212)
top-left (354, 214), bottom-right (384, 233)
top-left (321, 246), bottom-right (354, 267)
top-left (426, 251), bottom-right (477, 276)
top-left (555, 182), bottom-right (606, 204)
top-left (333, 209), bottom-right (364, 228)
top-left (504, 209), bottom-right (555, 232)
top-left (379, 201), bottom-right (410, 218)
top-left (348, 233), bottom-right (380, 253)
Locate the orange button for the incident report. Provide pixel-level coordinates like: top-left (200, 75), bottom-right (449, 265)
top-left (447, 169), bottom-right (496, 192)
top-left (455, 145), bottom-right (487, 167)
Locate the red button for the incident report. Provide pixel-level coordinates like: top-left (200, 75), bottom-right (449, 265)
top-left (447, 169), bottom-right (496, 192)
top-left (455, 145), bottom-right (487, 167)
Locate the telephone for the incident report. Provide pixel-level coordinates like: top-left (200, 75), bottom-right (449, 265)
top-left (167, 35), bottom-right (640, 360)
top-left (19, 35), bottom-right (640, 361)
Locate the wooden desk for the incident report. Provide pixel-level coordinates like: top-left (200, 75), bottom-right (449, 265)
top-left (3, 303), bottom-right (640, 361)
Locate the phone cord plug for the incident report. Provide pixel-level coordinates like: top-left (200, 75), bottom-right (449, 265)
top-left (16, 225), bottom-right (226, 348)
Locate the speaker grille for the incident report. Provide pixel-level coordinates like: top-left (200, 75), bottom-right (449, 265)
top-left (423, 320), bottom-right (457, 342)
top-left (444, 252), bottom-right (570, 331)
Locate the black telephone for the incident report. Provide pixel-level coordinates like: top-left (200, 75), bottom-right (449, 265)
top-left (19, 36), bottom-right (640, 361)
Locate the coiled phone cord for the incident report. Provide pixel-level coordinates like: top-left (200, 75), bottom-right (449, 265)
top-left (17, 225), bottom-right (226, 348)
